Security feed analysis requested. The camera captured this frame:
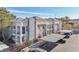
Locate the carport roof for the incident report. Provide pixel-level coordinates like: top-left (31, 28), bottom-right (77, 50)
top-left (41, 34), bottom-right (65, 42)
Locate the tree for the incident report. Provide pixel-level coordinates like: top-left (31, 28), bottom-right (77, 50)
top-left (64, 16), bottom-right (70, 20)
top-left (60, 16), bottom-right (70, 21)
top-left (0, 7), bottom-right (16, 42)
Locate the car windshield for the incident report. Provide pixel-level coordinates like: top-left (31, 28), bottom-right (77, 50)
top-left (63, 33), bottom-right (70, 35)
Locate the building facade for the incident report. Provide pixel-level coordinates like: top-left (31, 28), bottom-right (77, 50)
top-left (11, 17), bottom-right (29, 45)
top-left (11, 16), bottom-right (62, 45)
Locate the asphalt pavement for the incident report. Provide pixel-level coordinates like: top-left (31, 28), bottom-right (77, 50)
top-left (52, 34), bottom-right (79, 52)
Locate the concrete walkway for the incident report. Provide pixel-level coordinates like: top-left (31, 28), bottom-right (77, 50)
top-left (52, 34), bottom-right (79, 52)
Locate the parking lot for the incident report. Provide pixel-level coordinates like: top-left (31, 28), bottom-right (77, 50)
top-left (52, 34), bottom-right (79, 52)
top-left (22, 33), bottom-right (79, 52)
top-left (40, 33), bottom-right (79, 52)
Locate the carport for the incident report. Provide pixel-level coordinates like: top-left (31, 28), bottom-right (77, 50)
top-left (41, 34), bottom-right (65, 42)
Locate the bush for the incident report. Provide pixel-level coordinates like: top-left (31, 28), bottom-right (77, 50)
top-left (33, 39), bottom-right (39, 43)
top-left (13, 40), bottom-right (32, 52)
top-left (38, 35), bottom-right (41, 38)
top-left (11, 39), bottom-right (40, 52)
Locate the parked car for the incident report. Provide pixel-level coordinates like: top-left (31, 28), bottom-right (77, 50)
top-left (63, 33), bottom-right (71, 39)
top-left (59, 30), bottom-right (73, 35)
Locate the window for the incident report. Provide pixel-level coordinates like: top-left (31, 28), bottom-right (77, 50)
top-left (52, 24), bottom-right (54, 33)
top-left (38, 25), bottom-right (41, 29)
top-left (38, 24), bottom-right (45, 29)
top-left (13, 26), bottom-right (16, 29)
top-left (26, 26), bottom-right (28, 31)
top-left (22, 26), bottom-right (25, 34)
top-left (22, 36), bottom-right (25, 42)
top-left (17, 26), bottom-right (20, 34)
top-left (12, 35), bottom-right (15, 40)
top-left (13, 30), bottom-right (16, 34)
top-left (17, 36), bottom-right (20, 40)
top-left (47, 25), bottom-right (51, 29)
top-left (16, 36), bottom-right (20, 44)
top-left (12, 26), bottom-right (16, 34)
top-left (56, 24), bottom-right (59, 30)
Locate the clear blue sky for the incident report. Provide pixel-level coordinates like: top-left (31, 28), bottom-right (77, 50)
top-left (6, 7), bottom-right (79, 19)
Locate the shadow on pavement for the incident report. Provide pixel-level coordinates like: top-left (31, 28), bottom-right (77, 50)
top-left (39, 41), bottom-right (58, 52)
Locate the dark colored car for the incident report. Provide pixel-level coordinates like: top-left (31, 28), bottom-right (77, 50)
top-left (63, 33), bottom-right (71, 39)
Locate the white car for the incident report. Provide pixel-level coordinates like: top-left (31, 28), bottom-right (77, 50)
top-left (59, 30), bottom-right (73, 35)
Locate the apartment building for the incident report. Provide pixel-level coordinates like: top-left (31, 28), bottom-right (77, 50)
top-left (11, 16), bottom-right (62, 45)
top-left (11, 17), bottom-right (29, 45)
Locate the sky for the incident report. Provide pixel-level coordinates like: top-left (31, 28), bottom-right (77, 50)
top-left (6, 7), bottom-right (79, 19)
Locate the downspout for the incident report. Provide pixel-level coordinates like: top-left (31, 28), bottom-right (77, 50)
top-left (35, 17), bottom-right (36, 39)
top-left (28, 18), bottom-right (29, 40)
